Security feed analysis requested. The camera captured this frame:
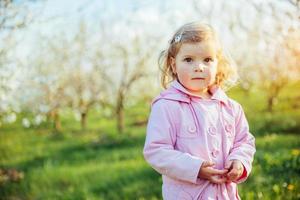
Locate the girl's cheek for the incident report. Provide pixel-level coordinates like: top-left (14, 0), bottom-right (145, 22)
top-left (181, 67), bottom-right (191, 76)
top-left (209, 66), bottom-right (217, 77)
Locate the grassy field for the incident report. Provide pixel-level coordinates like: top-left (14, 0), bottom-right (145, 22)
top-left (0, 83), bottom-right (300, 199)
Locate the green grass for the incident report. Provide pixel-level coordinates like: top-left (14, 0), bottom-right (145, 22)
top-left (0, 123), bottom-right (299, 199)
top-left (0, 82), bottom-right (300, 199)
top-left (240, 134), bottom-right (300, 200)
top-left (0, 121), bottom-right (160, 200)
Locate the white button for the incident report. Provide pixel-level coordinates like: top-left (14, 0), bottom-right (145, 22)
top-left (188, 125), bottom-right (196, 133)
top-left (212, 149), bottom-right (219, 158)
top-left (225, 124), bottom-right (234, 138)
top-left (208, 126), bottom-right (216, 135)
top-left (225, 124), bottom-right (233, 132)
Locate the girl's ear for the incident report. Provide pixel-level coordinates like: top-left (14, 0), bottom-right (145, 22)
top-left (170, 57), bottom-right (177, 75)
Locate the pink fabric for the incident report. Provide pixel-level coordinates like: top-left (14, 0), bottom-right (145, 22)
top-left (143, 80), bottom-right (256, 200)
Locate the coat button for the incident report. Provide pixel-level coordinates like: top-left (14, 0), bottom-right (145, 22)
top-left (225, 124), bottom-right (233, 133)
top-left (211, 149), bottom-right (219, 158)
top-left (188, 125), bottom-right (196, 133)
top-left (225, 124), bottom-right (234, 138)
top-left (208, 126), bottom-right (216, 135)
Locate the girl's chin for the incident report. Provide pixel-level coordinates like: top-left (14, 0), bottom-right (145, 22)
top-left (187, 87), bottom-right (209, 93)
top-left (188, 85), bottom-right (209, 91)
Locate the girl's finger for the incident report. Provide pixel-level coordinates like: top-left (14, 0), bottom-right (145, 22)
top-left (227, 174), bottom-right (238, 181)
top-left (202, 161), bottom-right (215, 168)
top-left (210, 176), bottom-right (227, 184)
top-left (227, 169), bottom-right (242, 181)
top-left (224, 161), bottom-right (233, 170)
top-left (233, 161), bottom-right (243, 171)
top-left (208, 168), bottom-right (228, 175)
top-left (227, 168), bottom-right (238, 177)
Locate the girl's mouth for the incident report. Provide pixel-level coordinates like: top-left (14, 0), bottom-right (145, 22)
top-left (192, 77), bottom-right (205, 80)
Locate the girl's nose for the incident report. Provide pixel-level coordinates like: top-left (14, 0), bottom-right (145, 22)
top-left (195, 63), bottom-right (205, 72)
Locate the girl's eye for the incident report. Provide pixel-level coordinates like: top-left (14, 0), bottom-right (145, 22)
top-left (184, 57), bottom-right (193, 63)
top-left (204, 57), bottom-right (213, 63)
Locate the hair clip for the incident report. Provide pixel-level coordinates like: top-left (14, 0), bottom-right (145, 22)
top-left (174, 34), bottom-right (182, 43)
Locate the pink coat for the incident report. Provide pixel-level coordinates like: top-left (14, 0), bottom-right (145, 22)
top-left (143, 80), bottom-right (256, 200)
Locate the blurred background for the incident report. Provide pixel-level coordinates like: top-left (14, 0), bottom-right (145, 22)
top-left (0, 0), bottom-right (299, 199)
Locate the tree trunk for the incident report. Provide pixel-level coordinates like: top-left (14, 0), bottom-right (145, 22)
top-left (53, 109), bottom-right (61, 132)
top-left (267, 96), bottom-right (275, 112)
top-left (266, 83), bottom-right (284, 112)
top-left (81, 112), bottom-right (87, 130)
top-left (117, 108), bottom-right (124, 134)
top-left (116, 92), bottom-right (124, 134)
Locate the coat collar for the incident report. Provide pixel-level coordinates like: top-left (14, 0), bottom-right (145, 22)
top-left (152, 80), bottom-right (230, 107)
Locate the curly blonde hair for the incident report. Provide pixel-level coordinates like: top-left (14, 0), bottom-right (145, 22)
top-left (159, 22), bottom-right (238, 91)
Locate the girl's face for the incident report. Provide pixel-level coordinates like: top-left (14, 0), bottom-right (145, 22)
top-left (171, 40), bottom-right (218, 96)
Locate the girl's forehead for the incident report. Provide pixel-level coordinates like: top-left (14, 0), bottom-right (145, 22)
top-left (177, 41), bottom-right (218, 57)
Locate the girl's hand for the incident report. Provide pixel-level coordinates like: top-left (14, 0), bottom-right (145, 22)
top-left (198, 161), bottom-right (228, 184)
top-left (224, 159), bottom-right (244, 182)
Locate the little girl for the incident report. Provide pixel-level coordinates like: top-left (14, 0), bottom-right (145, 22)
top-left (143, 22), bottom-right (256, 200)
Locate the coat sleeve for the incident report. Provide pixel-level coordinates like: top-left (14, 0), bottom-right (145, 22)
top-left (226, 103), bottom-right (256, 184)
top-left (143, 100), bottom-right (203, 184)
